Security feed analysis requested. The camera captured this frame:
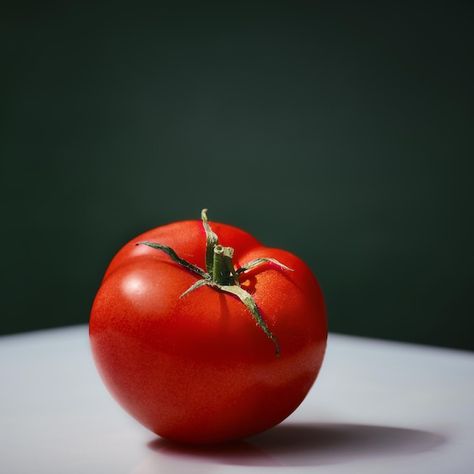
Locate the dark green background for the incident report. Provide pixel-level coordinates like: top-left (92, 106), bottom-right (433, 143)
top-left (1, 2), bottom-right (473, 350)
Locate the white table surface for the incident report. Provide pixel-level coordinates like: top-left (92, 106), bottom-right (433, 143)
top-left (1, 326), bottom-right (473, 474)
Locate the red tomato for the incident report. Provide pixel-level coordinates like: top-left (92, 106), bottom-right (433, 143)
top-left (89, 211), bottom-right (327, 444)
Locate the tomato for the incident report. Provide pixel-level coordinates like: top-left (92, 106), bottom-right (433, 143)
top-left (89, 210), bottom-right (327, 444)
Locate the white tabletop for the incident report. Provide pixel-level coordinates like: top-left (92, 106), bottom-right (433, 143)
top-left (1, 326), bottom-right (473, 474)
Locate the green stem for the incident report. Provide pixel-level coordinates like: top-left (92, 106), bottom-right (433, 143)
top-left (212, 245), bottom-right (236, 285)
top-left (201, 209), bottom-right (218, 276)
top-left (137, 209), bottom-right (292, 356)
top-left (137, 242), bottom-right (208, 278)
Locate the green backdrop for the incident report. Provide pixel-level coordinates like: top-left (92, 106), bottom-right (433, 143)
top-left (2, 1), bottom-right (473, 350)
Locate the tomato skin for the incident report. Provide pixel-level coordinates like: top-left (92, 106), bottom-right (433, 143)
top-left (90, 219), bottom-right (327, 444)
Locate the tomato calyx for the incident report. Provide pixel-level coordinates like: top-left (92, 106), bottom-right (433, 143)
top-left (136, 209), bottom-right (293, 356)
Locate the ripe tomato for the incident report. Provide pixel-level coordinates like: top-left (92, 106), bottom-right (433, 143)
top-left (90, 210), bottom-right (327, 444)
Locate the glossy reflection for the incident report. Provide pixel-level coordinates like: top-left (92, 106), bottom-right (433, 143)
top-left (131, 422), bottom-right (446, 472)
top-left (122, 275), bottom-right (147, 297)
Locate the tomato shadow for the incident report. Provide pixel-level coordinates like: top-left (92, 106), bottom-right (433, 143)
top-left (239, 272), bottom-right (257, 294)
top-left (139, 422), bottom-right (446, 470)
